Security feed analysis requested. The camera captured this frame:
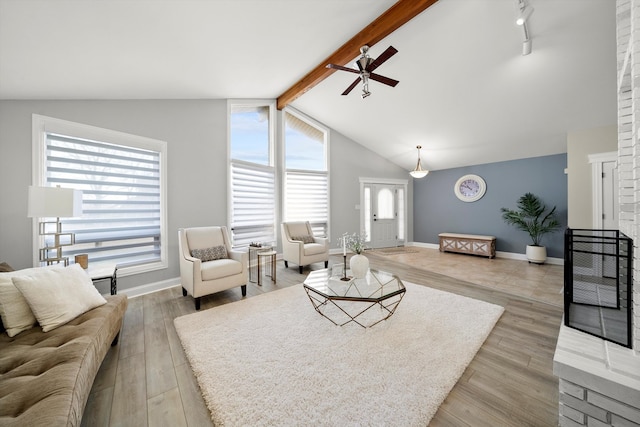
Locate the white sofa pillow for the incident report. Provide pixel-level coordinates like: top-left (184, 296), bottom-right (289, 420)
top-left (0, 265), bottom-right (64, 337)
top-left (0, 276), bottom-right (37, 337)
top-left (12, 264), bottom-right (107, 332)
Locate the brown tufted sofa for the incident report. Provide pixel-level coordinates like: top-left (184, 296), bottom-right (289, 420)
top-left (0, 294), bottom-right (127, 426)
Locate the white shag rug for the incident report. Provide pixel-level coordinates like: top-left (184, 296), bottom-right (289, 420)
top-left (174, 282), bottom-right (504, 426)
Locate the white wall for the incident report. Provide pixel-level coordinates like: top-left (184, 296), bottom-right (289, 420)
top-left (0, 100), bottom-right (410, 291)
top-left (616, 0), bottom-right (639, 352)
top-left (566, 124), bottom-right (618, 228)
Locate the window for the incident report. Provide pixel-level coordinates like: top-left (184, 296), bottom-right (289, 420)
top-left (363, 186), bottom-right (371, 242)
top-left (229, 102), bottom-right (276, 247)
top-left (397, 187), bottom-right (405, 241)
top-left (377, 188), bottom-right (394, 219)
top-left (283, 109), bottom-right (329, 237)
top-left (32, 115), bottom-right (167, 274)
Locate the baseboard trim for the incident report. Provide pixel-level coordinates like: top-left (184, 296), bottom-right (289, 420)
top-left (407, 241), bottom-right (563, 265)
top-left (118, 277), bottom-right (181, 298)
top-left (119, 245), bottom-right (563, 298)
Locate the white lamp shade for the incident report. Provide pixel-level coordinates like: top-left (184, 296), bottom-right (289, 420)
top-left (28, 186), bottom-right (83, 218)
top-left (409, 170), bottom-right (429, 179)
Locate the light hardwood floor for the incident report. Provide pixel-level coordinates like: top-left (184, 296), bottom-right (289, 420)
top-left (82, 247), bottom-right (564, 426)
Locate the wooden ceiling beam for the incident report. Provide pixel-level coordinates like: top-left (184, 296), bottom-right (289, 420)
top-left (276, 0), bottom-right (439, 110)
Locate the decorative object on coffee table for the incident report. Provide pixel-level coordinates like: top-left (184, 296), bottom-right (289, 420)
top-left (340, 231), bottom-right (369, 278)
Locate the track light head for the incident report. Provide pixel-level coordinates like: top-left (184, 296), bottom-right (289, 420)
top-left (516, 5), bottom-right (533, 25)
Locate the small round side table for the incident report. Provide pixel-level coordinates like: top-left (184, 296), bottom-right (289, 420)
top-left (257, 250), bottom-right (277, 286)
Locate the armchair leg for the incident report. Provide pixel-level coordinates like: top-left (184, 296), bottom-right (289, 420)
top-left (299, 266), bottom-right (303, 274)
top-left (241, 284), bottom-right (247, 297)
top-left (284, 260), bottom-right (288, 268)
top-left (182, 287), bottom-right (187, 297)
top-left (324, 261), bottom-right (329, 268)
top-left (195, 297), bottom-right (201, 311)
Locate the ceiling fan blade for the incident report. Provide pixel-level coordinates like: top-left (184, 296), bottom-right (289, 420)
top-left (369, 72), bottom-right (399, 87)
top-left (342, 77), bottom-right (362, 96)
top-left (326, 64), bottom-right (360, 75)
top-left (368, 46), bottom-right (398, 72)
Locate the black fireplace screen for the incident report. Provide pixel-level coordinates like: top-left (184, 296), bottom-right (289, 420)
top-left (564, 228), bottom-right (633, 348)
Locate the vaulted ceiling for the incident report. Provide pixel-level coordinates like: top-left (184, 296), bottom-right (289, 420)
top-left (0, 0), bottom-right (616, 172)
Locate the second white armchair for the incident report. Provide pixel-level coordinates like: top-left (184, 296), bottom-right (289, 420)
top-left (281, 221), bottom-right (329, 274)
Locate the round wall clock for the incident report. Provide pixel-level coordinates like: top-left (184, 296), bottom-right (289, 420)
top-left (454, 174), bottom-right (486, 202)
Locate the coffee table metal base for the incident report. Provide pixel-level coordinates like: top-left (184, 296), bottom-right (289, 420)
top-left (303, 286), bottom-right (405, 327)
top-left (303, 269), bottom-right (406, 328)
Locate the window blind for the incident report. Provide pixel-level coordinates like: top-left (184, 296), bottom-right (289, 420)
top-left (45, 132), bottom-right (162, 267)
top-left (230, 161), bottom-right (276, 247)
top-left (284, 170), bottom-right (328, 237)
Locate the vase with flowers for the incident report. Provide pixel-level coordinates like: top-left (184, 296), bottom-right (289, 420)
top-left (339, 232), bottom-right (369, 278)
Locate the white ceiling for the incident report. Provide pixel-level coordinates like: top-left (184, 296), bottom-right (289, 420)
top-left (0, 0), bottom-right (617, 172)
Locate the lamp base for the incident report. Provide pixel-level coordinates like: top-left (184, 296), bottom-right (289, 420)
top-left (38, 218), bottom-right (74, 266)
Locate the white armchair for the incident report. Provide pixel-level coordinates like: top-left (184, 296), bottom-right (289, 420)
top-left (178, 226), bottom-right (248, 310)
top-left (281, 221), bottom-right (329, 274)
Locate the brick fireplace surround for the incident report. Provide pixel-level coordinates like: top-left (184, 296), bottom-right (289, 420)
top-left (553, 2), bottom-right (640, 425)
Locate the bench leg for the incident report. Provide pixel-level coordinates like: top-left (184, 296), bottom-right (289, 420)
top-left (241, 284), bottom-right (247, 297)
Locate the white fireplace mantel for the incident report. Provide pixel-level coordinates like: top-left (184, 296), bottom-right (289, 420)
top-left (553, 324), bottom-right (640, 425)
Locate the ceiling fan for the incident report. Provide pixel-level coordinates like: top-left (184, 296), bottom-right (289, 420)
top-left (326, 45), bottom-right (399, 98)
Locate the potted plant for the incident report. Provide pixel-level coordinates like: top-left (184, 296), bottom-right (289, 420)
top-left (500, 192), bottom-right (561, 264)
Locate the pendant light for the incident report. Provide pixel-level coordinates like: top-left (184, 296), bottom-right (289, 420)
top-left (409, 145), bottom-right (429, 178)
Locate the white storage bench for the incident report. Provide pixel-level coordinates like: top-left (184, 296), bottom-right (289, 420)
top-left (438, 233), bottom-right (496, 258)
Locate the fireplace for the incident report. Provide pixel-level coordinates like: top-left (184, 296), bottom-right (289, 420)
top-left (564, 228), bottom-right (633, 348)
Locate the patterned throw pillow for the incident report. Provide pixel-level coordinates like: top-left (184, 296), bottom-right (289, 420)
top-left (291, 235), bottom-right (315, 244)
top-left (190, 245), bottom-right (228, 262)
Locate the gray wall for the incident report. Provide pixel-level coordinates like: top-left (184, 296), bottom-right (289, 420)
top-left (0, 100), bottom-right (410, 291)
top-left (413, 154), bottom-right (568, 258)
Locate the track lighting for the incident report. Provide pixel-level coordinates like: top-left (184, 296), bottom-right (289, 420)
top-left (409, 145), bottom-right (429, 179)
top-left (515, 0), bottom-right (533, 56)
top-left (516, 5), bottom-right (533, 25)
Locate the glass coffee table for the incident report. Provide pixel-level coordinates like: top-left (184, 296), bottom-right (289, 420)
top-left (303, 268), bottom-right (406, 328)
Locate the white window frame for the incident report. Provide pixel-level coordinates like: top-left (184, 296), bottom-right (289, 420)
top-left (282, 107), bottom-right (330, 238)
top-left (31, 114), bottom-right (168, 276)
top-left (227, 100), bottom-right (277, 247)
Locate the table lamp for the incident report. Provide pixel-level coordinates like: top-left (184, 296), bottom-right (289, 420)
top-left (28, 185), bottom-right (83, 266)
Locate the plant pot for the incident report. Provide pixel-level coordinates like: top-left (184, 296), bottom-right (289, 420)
top-left (526, 245), bottom-right (547, 264)
top-left (349, 254), bottom-right (369, 279)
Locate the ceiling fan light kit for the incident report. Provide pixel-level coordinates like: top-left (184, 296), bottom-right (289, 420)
top-left (326, 45), bottom-right (399, 98)
top-left (409, 145), bottom-right (429, 179)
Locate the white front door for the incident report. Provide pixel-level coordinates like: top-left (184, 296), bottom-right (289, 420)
top-left (370, 185), bottom-right (399, 249)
